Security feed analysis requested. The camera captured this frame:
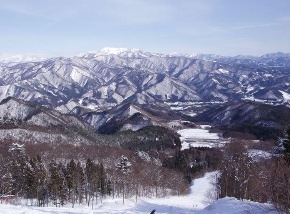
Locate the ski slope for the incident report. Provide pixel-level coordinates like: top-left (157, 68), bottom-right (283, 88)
top-left (0, 172), bottom-right (277, 214)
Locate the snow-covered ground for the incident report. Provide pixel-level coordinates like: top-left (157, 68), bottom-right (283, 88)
top-left (197, 197), bottom-right (277, 214)
top-left (178, 126), bottom-right (227, 149)
top-left (0, 172), bottom-right (277, 214)
top-left (248, 149), bottom-right (272, 162)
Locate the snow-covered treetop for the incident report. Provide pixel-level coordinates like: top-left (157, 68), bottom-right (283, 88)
top-left (8, 143), bottom-right (27, 161)
top-left (115, 155), bottom-right (132, 173)
top-left (8, 143), bottom-right (25, 152)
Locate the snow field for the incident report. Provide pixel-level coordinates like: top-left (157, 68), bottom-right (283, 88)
top-left (198, 197), bottom-right (277, 214)
top-left (178, 127), bottom-right (224, 149)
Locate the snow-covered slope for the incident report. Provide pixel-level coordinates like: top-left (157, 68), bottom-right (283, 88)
top-left (0, 172), bottom-right (278, 214)
top-left (0, 97), bottom-right (95, 144)
top-left (196, 101), bottom-right (290, 129)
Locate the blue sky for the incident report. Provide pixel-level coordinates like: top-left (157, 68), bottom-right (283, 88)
top-left (1, 0), bottom-right (290, 57)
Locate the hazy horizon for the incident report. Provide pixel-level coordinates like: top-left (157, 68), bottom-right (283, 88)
top-left (0, 47), bottom-right (289, 60)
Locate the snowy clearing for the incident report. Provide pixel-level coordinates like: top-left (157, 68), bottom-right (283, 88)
top-left (178, 126), bottom-right (226, 149)
top-left (0, 172), bottom-right (277, 214)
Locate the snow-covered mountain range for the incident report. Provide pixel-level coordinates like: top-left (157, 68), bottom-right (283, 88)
top-left (1, 48), bottom-right (289, 108)
top-left (0, 48), bottom-right (289, 134)
top-left (0, 54), bottom-right (44, 65)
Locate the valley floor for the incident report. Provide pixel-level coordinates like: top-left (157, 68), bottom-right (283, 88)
top-left (0, 172), bottom-right (278, 214)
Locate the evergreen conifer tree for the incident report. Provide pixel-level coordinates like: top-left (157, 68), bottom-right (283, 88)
top-left (8, 143), bottom-right (29, 197)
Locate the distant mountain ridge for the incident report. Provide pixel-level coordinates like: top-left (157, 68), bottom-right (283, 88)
top-left (1, 48), bottom-right (289, 63)
top-left (0, 54), bottom-right (44, 64)
top-left (0, 48), bottom-right (289, 136)
top-left (0, 48), bottom-right (289, 107)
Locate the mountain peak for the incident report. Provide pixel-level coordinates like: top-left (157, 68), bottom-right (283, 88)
top-left (100, 47), bottom-right (152, 56)
top-left (83, 47), bottom-right (148, 58)
top-left (82, 47), bottom-right (165, 59)
top-left (100, 47), bottom-right (128, 55)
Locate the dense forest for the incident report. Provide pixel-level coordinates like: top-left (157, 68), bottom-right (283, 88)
top-left (0, 141), bottom-right (190, 207)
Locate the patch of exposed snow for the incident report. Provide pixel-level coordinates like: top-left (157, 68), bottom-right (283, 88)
top-left (56, 100), bottom-right (80, 113)
top-left (167, 120), bottom-right (184, 129)
top-left (185, 112), bottom-right (197, 117)
top-left (212, 78), bottom-right (219, 84)
top-left (217, 68), bottom-right (229, 74)
top-left (246, 86), bottom-right (255, 93)
top-left (136, 151), bottom-right (151, 162)
top-left (248, 149), bottom-right (272, 162)
top-left (120, 123), bottom-right (147, 132)
top-left (170, 106), bottom-right (185, 110)
top-left (70, 68), bottom-right (90, 86)
top-left (85, 103), bottom-right (99, 110)
top-left (279, 90), bottom-right (290, 101)
top-left (129, 105), bottom-right (140, 116)
top-left (200, 125), bottom-right (211, 129)
top-left (265, 74), bottom-right (274, 78)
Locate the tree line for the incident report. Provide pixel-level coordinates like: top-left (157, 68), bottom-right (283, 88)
top-left (217, 127), bottom-right (290, 213)
top-left (0, 143), bottom-right (188, 207)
